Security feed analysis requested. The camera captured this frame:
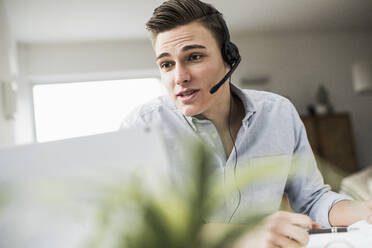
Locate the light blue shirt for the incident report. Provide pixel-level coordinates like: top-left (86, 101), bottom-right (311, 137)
top-left (121, 84), bottom-right (351, 227)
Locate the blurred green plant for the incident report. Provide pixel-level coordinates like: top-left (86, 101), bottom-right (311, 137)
top-left (0, 191), bottom-right (4, 211)
top-left (0, 187), bottom-right (8, 210)
top-left (0, 139), bottom-right (353, 248)
top-left (86, 141), bottom-right (284, 248)
top-left (0, 187), bottom-right (9, 222)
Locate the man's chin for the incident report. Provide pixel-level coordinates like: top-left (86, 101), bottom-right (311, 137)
top-left (180, 107), bottom-right (200, 117)
top-left (182, 111), bottom-right (196, 117)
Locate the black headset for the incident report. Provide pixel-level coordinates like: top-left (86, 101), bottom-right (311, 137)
top-left (209, 13), bottom-right (241, 94)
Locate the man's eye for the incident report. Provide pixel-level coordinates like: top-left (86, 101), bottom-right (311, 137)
top-left (160, 62), bottom-right (172, 69)
top-left (189, 54), bottom-right (203, 61)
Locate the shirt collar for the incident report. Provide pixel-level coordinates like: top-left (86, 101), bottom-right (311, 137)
top-left (180, 83), bottom-right (257, 127)
top-left (230, 83), bottom-right (256, 113)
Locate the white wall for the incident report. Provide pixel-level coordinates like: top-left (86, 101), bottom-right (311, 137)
top-left (18, 30), bottom-right (372, 168)
top-left (18, 40), bottom-right (156, 77)
top-left (0, 0), bottom-right (17, 147)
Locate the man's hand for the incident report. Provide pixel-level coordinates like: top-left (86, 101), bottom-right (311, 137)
top-left (233, 211), bottom-right (320, 248)
top-left (329, 200), bottom-right (372, 226)
top-left (367, 201), bottom-right (372, 223)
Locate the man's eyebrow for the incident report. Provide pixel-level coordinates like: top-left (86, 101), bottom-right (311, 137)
top-left (156, 44), bottom-right (206, 61)
top-left (156, 52), bottom-right (171, 61)
top-left (182, 44), bottom-right (206, 52)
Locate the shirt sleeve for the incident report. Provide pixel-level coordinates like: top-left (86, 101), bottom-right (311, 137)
top-left (284, 103), bottom-right (352, 227)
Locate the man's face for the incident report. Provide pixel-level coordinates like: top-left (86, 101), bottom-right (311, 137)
top-left (154, 22), bottom-right (229, 117)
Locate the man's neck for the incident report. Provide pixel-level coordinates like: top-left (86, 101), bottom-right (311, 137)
top-left (213, 94), bottom-right (243, 124)
top-left (195, 91), bottom-right (244, 137)
top-left (215, 93), bottom-right (245, 157)
top-left (195, 86), bottom-right (231, 125)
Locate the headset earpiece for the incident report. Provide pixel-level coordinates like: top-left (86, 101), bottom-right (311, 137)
top-left (209, 13), bottom-right (241, 94)
top-left (216, 13), bottom-right (241, 67)
top-left (222, 42), bottom-right (240, 67)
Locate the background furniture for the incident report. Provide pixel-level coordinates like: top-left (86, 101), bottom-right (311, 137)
top-left (301, 113), bottom-right (358, 191)
top-left (301, 113), bottom-right (358, 173)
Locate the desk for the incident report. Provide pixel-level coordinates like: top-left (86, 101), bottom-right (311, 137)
top-left (306, 221), bottom-right (372, 248)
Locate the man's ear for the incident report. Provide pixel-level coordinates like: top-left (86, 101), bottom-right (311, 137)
top-left (224, 62), bottom-right (231, 73)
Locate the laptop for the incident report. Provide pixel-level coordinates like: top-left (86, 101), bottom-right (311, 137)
top-left (0, 126), bottom-right (170, 248)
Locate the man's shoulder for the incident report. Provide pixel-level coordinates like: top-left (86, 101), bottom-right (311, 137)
top-left (121, 95), bottom-right (177, 128)
top-left (240, 88), bottom-right (302, 131)
top-left (242, 89), bottom-right (293, 110)
top-left (134, 95), bottom-right (175, 115)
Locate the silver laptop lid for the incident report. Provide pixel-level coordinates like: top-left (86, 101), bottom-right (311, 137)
top-left (0, 126), bottom-right (170, 248)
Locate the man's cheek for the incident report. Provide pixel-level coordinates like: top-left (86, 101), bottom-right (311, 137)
top-left (165, 84), bottom-right (174, 95)
top-left (161, 79), bottom-right (173, 93)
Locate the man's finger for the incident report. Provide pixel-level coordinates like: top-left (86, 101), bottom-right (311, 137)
top-left (276, 223), bottom-right (309, 246)
top-left (312, 222), bottom-right (322, 229)
top-left (367, 215), bottom-right (372, 224)
top-left (274, 233), bottom-right (306, 248)
top-left (285, 212), bottom-right (313, 229)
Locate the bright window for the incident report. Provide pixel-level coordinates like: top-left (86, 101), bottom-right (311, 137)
top-left (33, 78), bottom-right (165, 142)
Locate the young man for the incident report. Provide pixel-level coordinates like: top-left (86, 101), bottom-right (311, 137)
top-left (122, 0), bottom-right (372, 247)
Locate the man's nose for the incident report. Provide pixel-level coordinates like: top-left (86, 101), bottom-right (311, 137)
top-left (174, 64), bottom-right (191, 85)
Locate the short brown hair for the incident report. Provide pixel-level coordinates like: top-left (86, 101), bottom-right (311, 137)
top-left (146, 0), bottom-right (225, 49)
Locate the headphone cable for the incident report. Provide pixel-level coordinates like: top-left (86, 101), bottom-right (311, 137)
top-left (182, 88), bottom-right (241, 223)
top-left (227, 90), bottom-right (241, 223)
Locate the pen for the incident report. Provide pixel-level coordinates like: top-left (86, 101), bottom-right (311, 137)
top-left (308, 227), bottom-right (358, 235)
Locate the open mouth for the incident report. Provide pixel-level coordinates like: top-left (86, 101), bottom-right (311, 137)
top-left (178, 89), bottom-right (199, 97)
top-left (177, 89), bottom-right (200, 103)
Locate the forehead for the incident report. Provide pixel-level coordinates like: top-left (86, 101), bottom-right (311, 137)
top-left (154, 22), bottom-right (219, 55)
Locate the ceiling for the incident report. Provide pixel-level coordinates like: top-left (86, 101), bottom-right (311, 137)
top-left (3, 0), bottom-right (372, 43)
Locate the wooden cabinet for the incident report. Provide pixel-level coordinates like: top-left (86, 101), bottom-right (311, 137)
top-left (301, 113), bottom-right (358, 174)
